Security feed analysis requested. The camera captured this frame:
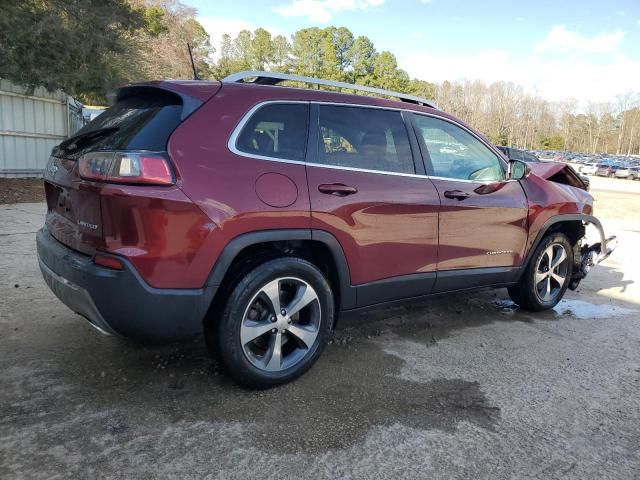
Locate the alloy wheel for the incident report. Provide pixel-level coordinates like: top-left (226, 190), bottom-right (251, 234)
top-left (240, 277), bottom-right (321, 372)
top-left (534, 243), bottom-right (570, 303)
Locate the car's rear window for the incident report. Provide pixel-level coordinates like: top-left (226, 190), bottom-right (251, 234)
top-left (55, 89), bottom-right (185, 159)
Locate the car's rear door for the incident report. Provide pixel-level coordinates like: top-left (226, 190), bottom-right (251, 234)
top-left (306, 103), bottom-right (440, 305)
top-left (410, 113), bottom-right (529, 291)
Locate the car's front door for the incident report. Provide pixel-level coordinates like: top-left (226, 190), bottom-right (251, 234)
top-left (410, 113), bottom-right (529, 291)
top-left (306, 104), bottom-right (441, 305)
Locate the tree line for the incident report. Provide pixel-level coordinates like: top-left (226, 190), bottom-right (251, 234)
top-left (1, 0), bottom-right (638, 155)
top-left (435, 81), bottom-right (640, 156)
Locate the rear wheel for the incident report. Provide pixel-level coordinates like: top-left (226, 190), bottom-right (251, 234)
top-left (508, 233), bottom-right (573, 311)
top-left (629, 174), bottom-right (635, 181)
top-left (214, 257), bottom-right (334, 388)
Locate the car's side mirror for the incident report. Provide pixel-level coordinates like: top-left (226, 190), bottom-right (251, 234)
top-left (508, 159), bottom-right (529, 180)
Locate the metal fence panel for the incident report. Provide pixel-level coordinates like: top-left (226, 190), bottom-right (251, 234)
top-left (0, 78), bottom-right (86, 177)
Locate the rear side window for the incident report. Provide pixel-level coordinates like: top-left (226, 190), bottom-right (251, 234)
top-left (235, 103), bottom-right (309, 161)
top-left (316, 106), bottom-right (414, 174)
top-left (55, 88), bottom-right (186, 159)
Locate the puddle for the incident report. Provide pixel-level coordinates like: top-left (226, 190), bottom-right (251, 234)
top-left (493, 299), bottom-right (638, 320)
top-left (1, 334), bottom-right (500, 456)
top-left (553, 299), bottom-right (637, 320)
top-left (493, 299), bottom-right (519, 315)
top-left (493, 298), bottom-right (637, 320)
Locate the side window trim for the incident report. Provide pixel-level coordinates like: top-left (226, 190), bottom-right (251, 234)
top-left (401, 110), bottom-right (426, 176)
top-left (408, 111), bottom-right (434, 176)
top-left (230, 99), bottom-right (505, 180)
top-left (408, 112), bottom-right (507, 182)
top-left (228, 100), bottom-right (310, 165)
top-left (229, 99), bottom-right (428, 178)
top-left (307, 103), bottom-right (320, 165)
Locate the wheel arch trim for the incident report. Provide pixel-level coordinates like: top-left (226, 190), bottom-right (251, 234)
top-left (520, 214), bottom-right (606, 279)
top-left (205, 229), bottom-right (356, 310)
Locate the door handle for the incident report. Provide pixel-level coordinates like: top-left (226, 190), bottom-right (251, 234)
top-left (318, 183), bottom-right (358, 197)
top-left (443, 190), bottom-right (471, 200)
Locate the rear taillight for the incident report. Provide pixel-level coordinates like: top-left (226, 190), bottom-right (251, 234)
top-left (79, 152), bottom-right (174, 185)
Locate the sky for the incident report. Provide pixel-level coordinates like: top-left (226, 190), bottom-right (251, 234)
top-left (189, 0), bottom-right (640, 106)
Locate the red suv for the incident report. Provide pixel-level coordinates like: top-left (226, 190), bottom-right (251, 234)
top-left (37, 71), bottom-right (616, 388)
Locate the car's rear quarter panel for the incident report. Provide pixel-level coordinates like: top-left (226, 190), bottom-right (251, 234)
top-left (167, 84), bottom-right (314, 281)
top-left (99, 184), bottom-right (219, 289)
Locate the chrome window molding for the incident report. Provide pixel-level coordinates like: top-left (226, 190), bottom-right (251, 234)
top-left (427, 175), bottom-right (520, 184)
top-left (227, 100), bottom-right (508, 182)
top-left (227, 100), bottom-right (310, 164)
top-left (305, 162), bottom-right (428, 179)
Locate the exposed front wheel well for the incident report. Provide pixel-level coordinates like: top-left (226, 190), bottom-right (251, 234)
top-left (545, 220), bottom-right (585, 247)
top-left (529, 220), bottom-right (585, 279)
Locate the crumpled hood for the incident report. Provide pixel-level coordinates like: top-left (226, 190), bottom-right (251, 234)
top-left (527, 161), bottom-right (589, 191)
top-left (527, 162), bottom-right (570, 179)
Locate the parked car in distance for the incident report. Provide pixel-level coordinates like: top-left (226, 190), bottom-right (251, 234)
top-left (615, 165), bottom-right (640, 180)
top-left (37, 71), bottom-right (616, 388)
top-left (596, 163), bottom-right (621, 177)
top-left (579, 162), bottom-right (599, 175)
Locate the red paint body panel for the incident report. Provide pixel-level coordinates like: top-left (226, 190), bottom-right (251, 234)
top-left (306, 166), bottom-right (439, 284)
top-left (44, 159), bottom-right (103, 256)
top-left (167, 85), bottom-right (312, 278)
top-left (520, 171), bottom-right (593, 255)
top-left (428, 179), bottom-right (529, 270)
top-left (98, 184), bottom-right (218, 289)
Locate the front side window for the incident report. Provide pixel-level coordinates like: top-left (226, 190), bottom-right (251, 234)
top-left (316, 105), bottom-right (414, 174)
top-left (235, 103), bottom-right (308, 161)
top-left (413, 115), bottom-right (504, 182)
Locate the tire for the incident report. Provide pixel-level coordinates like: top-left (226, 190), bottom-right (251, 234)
top-left (508, 233), bottom-right (573, 311)
top-left (213, 257), bottom-right (334, 388)
top-left (629, 175), bottom-right (635, 181)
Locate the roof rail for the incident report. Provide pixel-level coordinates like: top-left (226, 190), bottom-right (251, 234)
top-left (223, 71), bottom-right (438, 109)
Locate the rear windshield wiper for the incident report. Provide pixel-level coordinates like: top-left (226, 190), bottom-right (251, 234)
top-left (57, 127), bottom-right (119, 154)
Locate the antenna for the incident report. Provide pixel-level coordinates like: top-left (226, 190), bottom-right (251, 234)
top-left (187, 43), bottom-right (199, 80)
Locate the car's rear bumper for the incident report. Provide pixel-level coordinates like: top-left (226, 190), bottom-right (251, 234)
top-left (36, 228), bottom-right (216, 342)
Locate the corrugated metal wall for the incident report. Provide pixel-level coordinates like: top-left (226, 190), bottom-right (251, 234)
top-left (0, 79), bottom-right (85, 177)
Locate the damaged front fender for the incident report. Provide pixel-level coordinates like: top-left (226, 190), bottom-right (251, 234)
top-left (521, 214), bottom-right (617, 290)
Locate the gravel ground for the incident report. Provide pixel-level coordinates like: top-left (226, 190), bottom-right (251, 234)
top-left (0, 178), bottom-right (45, 204)
top-left (1, 176), bottom-right (639, 479)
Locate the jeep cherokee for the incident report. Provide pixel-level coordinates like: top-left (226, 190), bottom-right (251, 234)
top-left (37, 71), bottom-right (616, 388)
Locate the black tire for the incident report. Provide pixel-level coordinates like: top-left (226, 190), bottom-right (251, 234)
top-left (508, 233), bottom-right (573, 311)
top-left (629, 175), bottom-right (635, 181)
top-left (213, 257), bottom-right (334, 388)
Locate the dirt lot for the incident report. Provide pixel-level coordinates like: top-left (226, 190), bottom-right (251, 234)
top-left (0, 178), bottom-right (45, 204)
top-left (1, 176), bottom-right (639, 479)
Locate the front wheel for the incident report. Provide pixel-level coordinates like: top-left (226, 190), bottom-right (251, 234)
top-left (214, 257), bottom-right (334, 388)
top-left (508, 233), bottom-right (573, 311)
